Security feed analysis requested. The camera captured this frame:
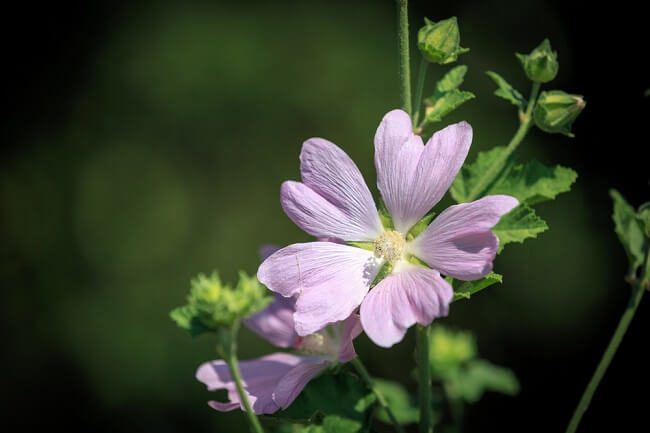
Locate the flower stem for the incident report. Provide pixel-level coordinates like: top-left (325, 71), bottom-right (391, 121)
top-left (351, 358), bottom-right (406, 433)
top-left (416, 325), bottom-right (433, 433)
top-left (396, 0), bottom-right (412, 115)
top-left (223, 326), bottom-right (265, 433)
top-left (412, 56), bottom-right (428, 127)
top-left (565, 280), bottom-right (646, 433)
top-left (465, 81), bottom-right (541, 201)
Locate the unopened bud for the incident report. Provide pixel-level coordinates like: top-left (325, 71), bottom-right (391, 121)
top-left (516, 39), bottom-right (559, 83)
top-left (417, 17), bottom-right (469, 64)
top-left (533, 90), bottom-right (585, 137)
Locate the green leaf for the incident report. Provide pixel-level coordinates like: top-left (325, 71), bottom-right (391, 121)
top-left (275, 372), bottom-right (373, 425)
top-left (347, 241), bottom-right (374, 251)
top-left (450, 146), bottom-right (509, 203)
top-left (424, 89), bottom-right (475, 123)
top-left (610, 189), bottom-right (647, 277)
top-left (448, 359), bottom-right (520, 403)
top-left (490, 160), bottom-right (577, 205)
top-left (485, 71), bottom-right (526, 109)
top-left (493, 205), bottom-right (548, 251)
top-left (452, 273), bottom-right (503, 301)
top-left (374, 379), bottom-right (419, 425)
top-left (422, 65), bottom-right (475, 125)
top-left (169, 305), bottom-right (210, 337)
top-left (406, 211), bottom-right (436, 241)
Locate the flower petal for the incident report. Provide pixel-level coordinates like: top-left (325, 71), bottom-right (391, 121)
top-left (410, 195), bottom-right (518, 280)
top-left (360, 268), bottom-right (453, 348)
top-left (196, 353), bottom-right (305, 414)
top-left (299, 138), bottom-right (382, 240)
top-left (273, 357), bottom-right (329, 409)
top-left (374, 109), bottom-right (425, 233)
top-left (257, 242), bottom-right (381, 336)
top-left (338, 314), bottom-right (363, 362)
top-left (244, 295), bottom-right (299, 348)
top-left (259, 244), bottom-right (281, 261)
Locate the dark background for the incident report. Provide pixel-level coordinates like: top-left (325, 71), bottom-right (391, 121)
top-left (1, 0), bottom-right (648, 432)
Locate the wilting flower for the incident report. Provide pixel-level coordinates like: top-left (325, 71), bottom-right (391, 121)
top-left (196, 294), bottom-right (362, 414)
top-left (258, 110), bottom-right (517, 347)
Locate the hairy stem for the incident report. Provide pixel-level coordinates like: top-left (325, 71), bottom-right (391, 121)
top-left (351, 358), bottom-right (406, 433)
top-left (465, 81), bottom-right (541, 201)
top-left (396, 0), bottom-right (412, 115)
top-left (565, 280), bottom-right (645, 433)
top-left (412, 56), bottom-right (428, 126)
top-left (416, 325), bottom-right (433, 433)
top-left (223, 326), bottom-right (265, 433)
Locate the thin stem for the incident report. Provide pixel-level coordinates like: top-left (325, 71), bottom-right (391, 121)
top-left (416, 325), bottom-right (433, 433)
top-left (396, 0), bottom-right (412, 115)
top-left (412, 56), bottom-right (428, 126)
top-left (223, 328), bottom-right (265, 433)
top-left (465, 81), bottom-right (541, 202)
top-left (351, 358), bottom-right (406, 433)
top-left (565, 281), bottom-right (646, 433)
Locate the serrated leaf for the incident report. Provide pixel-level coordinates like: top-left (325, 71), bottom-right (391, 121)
top-left (374, 379), bottom-right (419, 425)
top-left (448, 359), bottom-right (519, 403)
top-left (451, 146), bottom-right (509, 203)
top-left (424, 89), bottom-right (475, 123)
top-left (493, 205), bottom-right (548, 251)
top-left (485, 71), bottom-right (526, 109)
top-left (274, 372), bottom-right (372, 425)
top-left (452, 272), bottom-right (503, 302)
top-left (610, 189), bottom-right (647, 277)
top-left (437, 65), bottom-right (468, 92)
top-left (421, 65), bottom-right (474, 125)
top-left (490, 160), bottom-right (577, 205)
top-left (169, 305), bottom-right (210, 337)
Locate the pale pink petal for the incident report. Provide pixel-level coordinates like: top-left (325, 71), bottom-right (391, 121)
top-left (299, 138), bottom-right (382, 240)
top-left (410, 195), bottom-right (518, 280)
top-left (244, 295), bottom-right (299, 348)
top-left (338, 314), bottom-right (363, 362)
top-left (257, 242), bottom-right (381, 336)
top-left (374, 109), bottom-right (425, 233)
top-left (196, 353), bottom-right (305, 414)
top-left (360, 268), bottom-right (453, 348)
top-left (273, 357), bottom-right (329, 409)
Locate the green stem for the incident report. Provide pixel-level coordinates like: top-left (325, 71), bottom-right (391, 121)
top-left (465, 81), bottom-right (541, 201)
top-left (223, 327), bottom-right (265, 433)
top-left (351, 358), bottom-right (405, 433)
top-left (565, 281), bottom-right (646, 433)
top-left (396, 0), bottom-right (412, 115)
top-left (416, 325), bottom-right (433, 433)
top-left (412, 56), bottom-right (428, 126)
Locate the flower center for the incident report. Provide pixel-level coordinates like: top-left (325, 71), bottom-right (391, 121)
top-left (299, 332), bottom-right (337, 357)
top-left (374, 230), bottom-right (406, 263)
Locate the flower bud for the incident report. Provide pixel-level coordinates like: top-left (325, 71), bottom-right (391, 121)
top-left (417, 17), bottom-right (469, 64)
top-left (516, 39), bottom-right (559, 83)
top-left (533, 90), bottom-right (586, 137)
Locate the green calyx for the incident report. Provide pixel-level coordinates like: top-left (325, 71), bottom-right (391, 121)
top-left (170, 271), bottom-right (271, 335)
top-left (516, 38), bottom-right (559, 83)
top-left (417, 17), bottom-right (469, 64)
top-left (533, 90), bottom-right (586, 137)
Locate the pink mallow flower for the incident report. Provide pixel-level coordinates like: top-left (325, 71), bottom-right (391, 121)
top-left (196, 294), bottom-right (362, 414)
top-left (258, 109), bottom-right (518, 348)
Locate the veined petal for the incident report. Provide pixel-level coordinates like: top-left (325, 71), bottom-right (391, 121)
top-left (374, 109), bottom-right (425, 232)
top-left (299, 138), bottom-right (382, 240)
top-left (360, 268), bottom-right (452, 348)
top-left (196, 353), bottom-right (305, 414)
top-left (243, 295), bottom-right (299, 348)
top-left (338, 314), bottom-right (363, 362)
top-left (257, 242), bottom-right (381, 336)
top-left (273, 357), bottom-right (329, 409)
top-left (410, 195), bottom-right (518, 280)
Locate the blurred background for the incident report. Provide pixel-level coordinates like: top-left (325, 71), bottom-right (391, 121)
top-left (1, 0), bottom-right (648, 431)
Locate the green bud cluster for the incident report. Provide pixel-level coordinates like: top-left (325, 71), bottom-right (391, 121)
top-left (516, 39), bottom-right (559, 83)
top-left (533, 90), bottom-right (586, 137)
top-left (428, 326), bottom-right (477, 375)
top-left (170, 271), bottom-right (270, 335)
top-left (417, 17), bottom-right (469, 64)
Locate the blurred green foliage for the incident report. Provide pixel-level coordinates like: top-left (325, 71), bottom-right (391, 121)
top-left (1, 1), bottom-right (622, 432)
